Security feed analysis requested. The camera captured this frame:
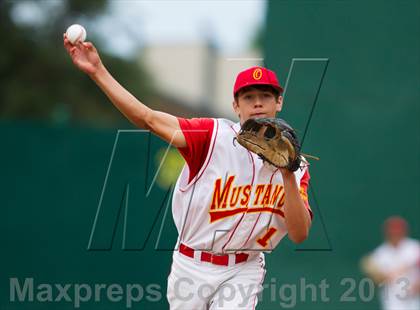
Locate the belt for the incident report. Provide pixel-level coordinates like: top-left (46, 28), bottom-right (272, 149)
top-left (179, 243), bottom-right (249, 266)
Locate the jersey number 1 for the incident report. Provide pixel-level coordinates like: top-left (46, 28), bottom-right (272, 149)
top-left (257, 227), bottom-right (277, 247)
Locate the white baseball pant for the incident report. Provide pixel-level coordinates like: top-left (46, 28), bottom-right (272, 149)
top-left (167, 250), bottom-right (266, 309)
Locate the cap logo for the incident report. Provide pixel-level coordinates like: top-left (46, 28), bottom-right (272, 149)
top-left (252, 68), bottom-right (263, 80)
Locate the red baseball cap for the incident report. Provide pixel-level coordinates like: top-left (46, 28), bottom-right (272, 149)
top-left (233, 66), bottom-right (283, 97)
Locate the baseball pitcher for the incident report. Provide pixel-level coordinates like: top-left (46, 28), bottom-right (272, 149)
top-left (64, 36), bottom-right (313, 309)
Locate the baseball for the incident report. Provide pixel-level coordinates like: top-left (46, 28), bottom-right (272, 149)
top-left (65, 24), bottom-right (87, 45)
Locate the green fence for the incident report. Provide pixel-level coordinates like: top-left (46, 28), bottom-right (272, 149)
top-left (263, 0), bottom-right (420, 309)
top-left (1, 122), bottom-right (179, 309)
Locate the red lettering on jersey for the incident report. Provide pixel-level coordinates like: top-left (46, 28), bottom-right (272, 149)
top-left (276, 192), bottom-right (285, 208)
top-left (240, 185), bottom-right (251, 206)
top-left (260, 184), bottom-right (272, 206)
top-left (270, 185), bottom-right (283, 205)
top-left (210, 176), bottom-right (235, 210)
top-left (207, 174), bottom-right (308, 222)
top-left (229, 186), bottom-right (242, 207)
top-left (208, 173), bottom-right (312, 223)
top-left (253, 185), bottom-right (265, 205)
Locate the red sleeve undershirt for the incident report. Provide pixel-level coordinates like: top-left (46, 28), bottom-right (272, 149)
top-left (299, 169), bottom-right (313, 219)
top-left (177, 118), bottom-right (215, 183)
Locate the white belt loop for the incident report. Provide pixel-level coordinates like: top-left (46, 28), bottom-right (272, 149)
top-left (193, 249), bottom-right (201, 263)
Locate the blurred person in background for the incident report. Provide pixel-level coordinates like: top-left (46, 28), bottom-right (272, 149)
top-left (361, 216), bottom-right (420, 310)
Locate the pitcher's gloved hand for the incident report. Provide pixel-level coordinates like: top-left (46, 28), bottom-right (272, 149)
top-left (236, 118), bottom-right (302, 171)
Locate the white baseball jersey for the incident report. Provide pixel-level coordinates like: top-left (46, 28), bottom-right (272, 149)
top-left (371, 238), bottom-right (420, 310)
top-left (172, 118), bottom-right (311, 254)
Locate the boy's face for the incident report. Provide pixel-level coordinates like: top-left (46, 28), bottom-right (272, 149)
top-left (384, 218), bottom-right (407, 246)
top-left (232, 87), bottom-right (283, 124)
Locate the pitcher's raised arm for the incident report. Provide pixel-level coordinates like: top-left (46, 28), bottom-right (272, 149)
top-left (63, 34), bottom-right (186, 148)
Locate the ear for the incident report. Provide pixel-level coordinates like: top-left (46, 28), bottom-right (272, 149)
top-left (276, 96), bottom-right (283, 112)
top-left (232, 100), bottom-right (240, 116)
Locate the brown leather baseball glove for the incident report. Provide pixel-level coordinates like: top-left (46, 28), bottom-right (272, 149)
top-left (236, 118), bottom-right (304, 171)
